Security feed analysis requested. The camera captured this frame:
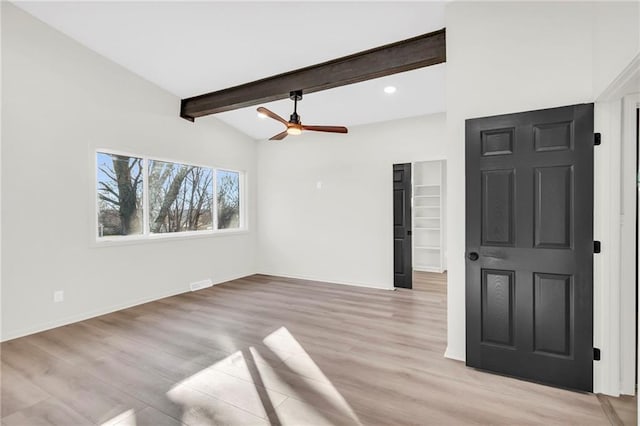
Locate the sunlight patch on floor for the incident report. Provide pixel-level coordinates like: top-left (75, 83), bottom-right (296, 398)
top-left (262, 326), bottom-right (361, 424)
top-left (163, 326), bottom-right (361, 425)
top-left (167, 351), bottom-right (285, 420)
top-left (101, 409), bottom-right (135, 426)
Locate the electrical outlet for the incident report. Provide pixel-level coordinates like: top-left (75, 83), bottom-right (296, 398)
top-left (53, 290), bottom-right (64, 303)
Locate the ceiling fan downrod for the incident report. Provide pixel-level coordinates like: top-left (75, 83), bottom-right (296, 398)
top-left (289, 90), bottom-right (303, 124)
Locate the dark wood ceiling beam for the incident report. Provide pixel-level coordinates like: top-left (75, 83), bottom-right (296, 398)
top-left (180, 28), bottom-right (446, 121)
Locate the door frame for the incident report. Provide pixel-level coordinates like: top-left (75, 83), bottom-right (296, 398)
top-left (595, 52), bottom-right (640, 396)
top-left (620, 93), bottom-right (639, 395)
top-left (392, 156), bottom-right (448, 288)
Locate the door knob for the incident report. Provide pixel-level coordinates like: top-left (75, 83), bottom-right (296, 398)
top-left (468, 252), bottom-right (479, 261)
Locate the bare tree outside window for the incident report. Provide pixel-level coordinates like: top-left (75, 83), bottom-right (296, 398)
top-left (97, 153), bottom-right (143, 236)
top-left (149, 160), bottom-right (213, 233)
top-left (96, 152), bottom-right (242, 239)
top-left (217, 170), bottom-right (240, 229)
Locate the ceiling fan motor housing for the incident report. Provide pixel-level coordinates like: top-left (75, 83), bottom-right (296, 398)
top-left (289, 112), bottom-right (301, 124)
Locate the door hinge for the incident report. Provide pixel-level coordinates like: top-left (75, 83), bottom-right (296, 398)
top-left (594, 133), bottom-right (601, 146)
top-left (594, 241), bottom-right (601, 253)
top-left (594, 347), bottom-right (601, 361)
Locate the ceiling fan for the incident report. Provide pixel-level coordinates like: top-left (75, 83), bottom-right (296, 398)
top-left (257, 90), bottom-right (348, 141)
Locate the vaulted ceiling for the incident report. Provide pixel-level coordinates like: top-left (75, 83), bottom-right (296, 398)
top-left (15, 1), bottom-right (447, 140)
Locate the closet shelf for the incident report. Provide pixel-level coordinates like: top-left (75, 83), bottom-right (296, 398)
top-left (412, 160), bottom-right (445, 273)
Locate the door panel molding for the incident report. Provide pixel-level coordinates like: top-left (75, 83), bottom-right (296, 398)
top-left (481, 269), bottom-right (515, 347)
top-left (481, 169), bottom-right (515, 247)
top-left (533, 165), bottom-right (574, 249)
top-left (533, 121), bottom-right (574, 152)
top-left (533, 272), bottom-right (573, 357)
top-left (481, 128), bottom-right (515, 156)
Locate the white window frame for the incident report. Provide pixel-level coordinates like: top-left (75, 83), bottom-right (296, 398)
top-left (94, 149), bottom-right (248, 245)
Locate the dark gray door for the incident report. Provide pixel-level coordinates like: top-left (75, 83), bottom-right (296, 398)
top-left (465, 103), bottom-right (594, 392)
top-left (394, 163), bottom-right (412, 289)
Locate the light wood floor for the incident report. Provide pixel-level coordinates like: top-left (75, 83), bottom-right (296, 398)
top-left (0, 272), bottom-right (635, 425)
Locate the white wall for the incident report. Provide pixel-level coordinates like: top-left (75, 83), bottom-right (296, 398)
top-left (445, 0), bottom-right (595, 361)
top-left (257, 114), bottom-right (446, 289)
top-left (1, 3), bottom-right (258, 340)
top-left (444, 1), bottom-right (640, 393)
top-left (592, 2), bottom-right (640, 97)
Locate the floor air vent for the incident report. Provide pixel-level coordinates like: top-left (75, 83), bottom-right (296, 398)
top-left (190, 279), bottom-right (213, 292)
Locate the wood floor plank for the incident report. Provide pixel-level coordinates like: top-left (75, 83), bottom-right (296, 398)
top-left (28, 363), bottom-right (147, 424)
top-left (1, 397), bottom-right (93, 426)
top-left (598, 394), bottom-right (637, 426)
top-left (79, 351), bottom-right (186, 422)
top-left (606, 395), bottom-right (637, 426)
top-left (1, 339), bottom-right (148, 424)
top-left (0, 363), bottom-right (51, 418)
top-left (25, 321), bottom-right (122, 366)
top-left (0, 272), bottom-right (632, 425)
top-left (273, 397), bottom-right (360, 426)
top-left (104, 405), bottom-right (184, 426)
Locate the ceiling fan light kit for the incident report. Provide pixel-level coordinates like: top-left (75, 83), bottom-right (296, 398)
top-left (257, 90), bottom-right (348, 141)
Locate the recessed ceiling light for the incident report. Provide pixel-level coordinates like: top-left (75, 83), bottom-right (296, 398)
top-left (257, 112), bottom-right (267, 119)
top-left (384, 86), bottom-right (397, 94)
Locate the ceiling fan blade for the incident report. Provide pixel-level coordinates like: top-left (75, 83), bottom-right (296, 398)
top-left (302, 125), bottom-right (348, 134)
top-left (257, 107), bottom-right (289, 126)
top-left (269, 130), bottom-right (289, 141)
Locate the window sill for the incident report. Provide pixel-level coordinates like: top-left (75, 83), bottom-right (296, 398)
top-left (91, 228), bottom-right (250, 248)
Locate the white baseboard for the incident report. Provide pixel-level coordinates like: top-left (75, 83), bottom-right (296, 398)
top-left (190, 278), bottom-right (213, 292)
top-left (444, 346), bottom-right (465, 362)
top-left (414, 266), bottom-right (445, 273)
top-left (257, 271), bottom-right (394, 291)
top-left (1, 272), bottom-right (252, 342)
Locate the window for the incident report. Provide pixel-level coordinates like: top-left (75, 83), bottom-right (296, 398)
top-left (216, 170), bottom-right (240, 230)
top-left (149, 160), bottom-right (213, 233)
top-left (97, 152), bottom-right (144, 237)
top-left (96, 151), bottom-right (244, 240)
